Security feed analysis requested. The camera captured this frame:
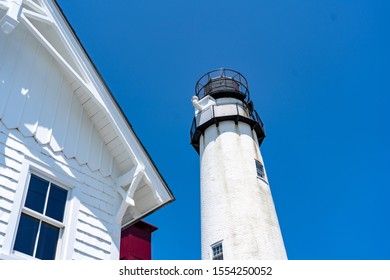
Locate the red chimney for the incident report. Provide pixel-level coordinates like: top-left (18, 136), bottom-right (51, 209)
top-left (120, 220), bottom-right (158, 260)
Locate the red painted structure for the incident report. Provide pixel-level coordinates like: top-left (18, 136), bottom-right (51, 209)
top-left (120, 220), bottom-right (158, 260)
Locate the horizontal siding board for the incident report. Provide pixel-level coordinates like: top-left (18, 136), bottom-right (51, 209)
top-left (0, 175), bottom-right (18, 192)
top-left (81, 179), bottom-right (114, 200)
top-left (0, 154), bottom-right (23, 172)
top-left (79, 187), bottom-right (115, 210)
top-left (75, 229), bottom-right (111, 252)
top-left (73, 249), bottom-right (101, 260)
top-left (78, 210), bottom-right (112, 234)
top-left (0, 131), bottom-right (6, 146)
top-left (0, 184), bottom-right (16, 202)
top-left (78, 203), bottom-right (114, 227)
top-left (0, 232), bottom-right (5, 249)
top-left (0, 196), bottom-right (13, 213)
top-left (79, 193), bottom-right (115, 217)
top-left (0, 222), bottom-right (7, 237)
top-left (0, 139), bottom-right (24, 170)
top-left (0, 164), bottom-right (20, 182)
top-left (0, 207), bottom-right (10, 224)
top-left (2, 146), bottom-right (24, 165)
top-left (3, 136), bottom-right (30, 162)
top-left (0, 210), bottom-right (9, 227)
top-left (74, 239), bottom-right (110, 260)
top-left (0, 205), bottom-right (11, 216)
top-left (77, 219), bottom-right (110, 241)
top-left (82, 174), bottom-right (107, 195)
top-left (103, 183), bottom-right (116, 196)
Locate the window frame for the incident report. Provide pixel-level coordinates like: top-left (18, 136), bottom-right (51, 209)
top-left (1, 157), bottom-right (77, 260)
top-left (12, 172), bottom-right (69, 260)
top-left (211, 241), bottom-right (224, 260)
top-left (255, 159), bottom-right (266, 180)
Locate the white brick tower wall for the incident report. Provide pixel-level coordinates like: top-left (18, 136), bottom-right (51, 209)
top-left (190, 69), bottom-right (287, 260)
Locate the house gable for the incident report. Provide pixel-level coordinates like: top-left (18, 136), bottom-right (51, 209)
top-left (0, 23), bottom-right (120, 176)
top-left (0, 0), bottom-right (174, 259)
top-left (0, 0), bottom-right (173, 222)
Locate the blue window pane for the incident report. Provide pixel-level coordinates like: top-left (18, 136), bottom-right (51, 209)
top-left (35, 222), bottom-right (59, 260)
top-left (25, 174), bottom-right (49, 213)
top-left (46, 184), bottom-right (67, 222)
top-left (14, 213), bottom-right (39, 256)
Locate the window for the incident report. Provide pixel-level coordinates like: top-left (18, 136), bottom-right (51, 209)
top-left (13, 174), bottom-right (68, 259)
top-left (255, 159), bottom-right (265, 179)
top-left (211, 241), bottom-right (223, 260)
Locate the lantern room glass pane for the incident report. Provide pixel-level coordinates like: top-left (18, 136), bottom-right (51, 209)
top-left (35, 222), bottom-right (60, 260)
top-left (46, 184), bottom-right (67, 222)
top-left (13, 213), bottom-right (39, 256)
top-left (24, 174), bottom-right (49, 214)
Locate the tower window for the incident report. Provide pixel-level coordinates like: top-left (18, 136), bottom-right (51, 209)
top-left (255, 159), bottom-right (265, 179)
top-left (211, 241), bottom-right (223, 260)
top-left (13, 174), bottom-right (68, 259)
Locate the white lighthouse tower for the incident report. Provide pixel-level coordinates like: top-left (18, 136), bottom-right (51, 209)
top-left (190, 69), bottom-right (287, 260)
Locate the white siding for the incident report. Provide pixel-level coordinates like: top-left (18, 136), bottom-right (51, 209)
top-left (0, 25), bottom-right (125, 178)
top-left (0, 122), bottom-right (121, 259)
top-left (0, 25), bottom-right (123, 259)
top-left (0, 134), bottom-right (22, 251)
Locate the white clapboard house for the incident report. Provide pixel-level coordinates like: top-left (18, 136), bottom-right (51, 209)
top-left (0, 0), bottom-right (174, 260)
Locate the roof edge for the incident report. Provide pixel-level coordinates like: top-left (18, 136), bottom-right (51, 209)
top-left (52, 0), bottom-right (174, 202)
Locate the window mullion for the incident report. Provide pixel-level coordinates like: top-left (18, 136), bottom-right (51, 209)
top-left (43, 181), bottom-right (51, 216)
top-left (41, 214), bottom-right (64, 228)
top-left (32, 220), bottom-right (42, 258)
top-left (22, 207), bottom-right (64, 228)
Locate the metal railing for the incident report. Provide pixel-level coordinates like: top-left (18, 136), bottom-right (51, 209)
top-left (195, 69), bottom-right (250, 102)
top-left (190, 102), bottom-right (264, 142)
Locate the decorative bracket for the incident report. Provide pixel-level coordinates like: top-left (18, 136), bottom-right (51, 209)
top-left (115, 165), bottom-right (145, 225)
top-left (0, 0), bottom-right (22, 34)
top-left (0, 0), bottom-right (53, 34)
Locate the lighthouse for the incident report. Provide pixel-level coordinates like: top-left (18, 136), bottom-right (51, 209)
top-left (190, 69), bottom-right (287, 260)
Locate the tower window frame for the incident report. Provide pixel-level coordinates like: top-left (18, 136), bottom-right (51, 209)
top-left (255, 159), bottom-right (265, 179)
top-left (12, 173), bottom-right (69, 260)
top-left (211, 241), bottom-right (224, 260)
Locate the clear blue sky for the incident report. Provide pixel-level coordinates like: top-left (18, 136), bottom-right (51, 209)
top-left (56, 0), bottom-right (390, 260)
